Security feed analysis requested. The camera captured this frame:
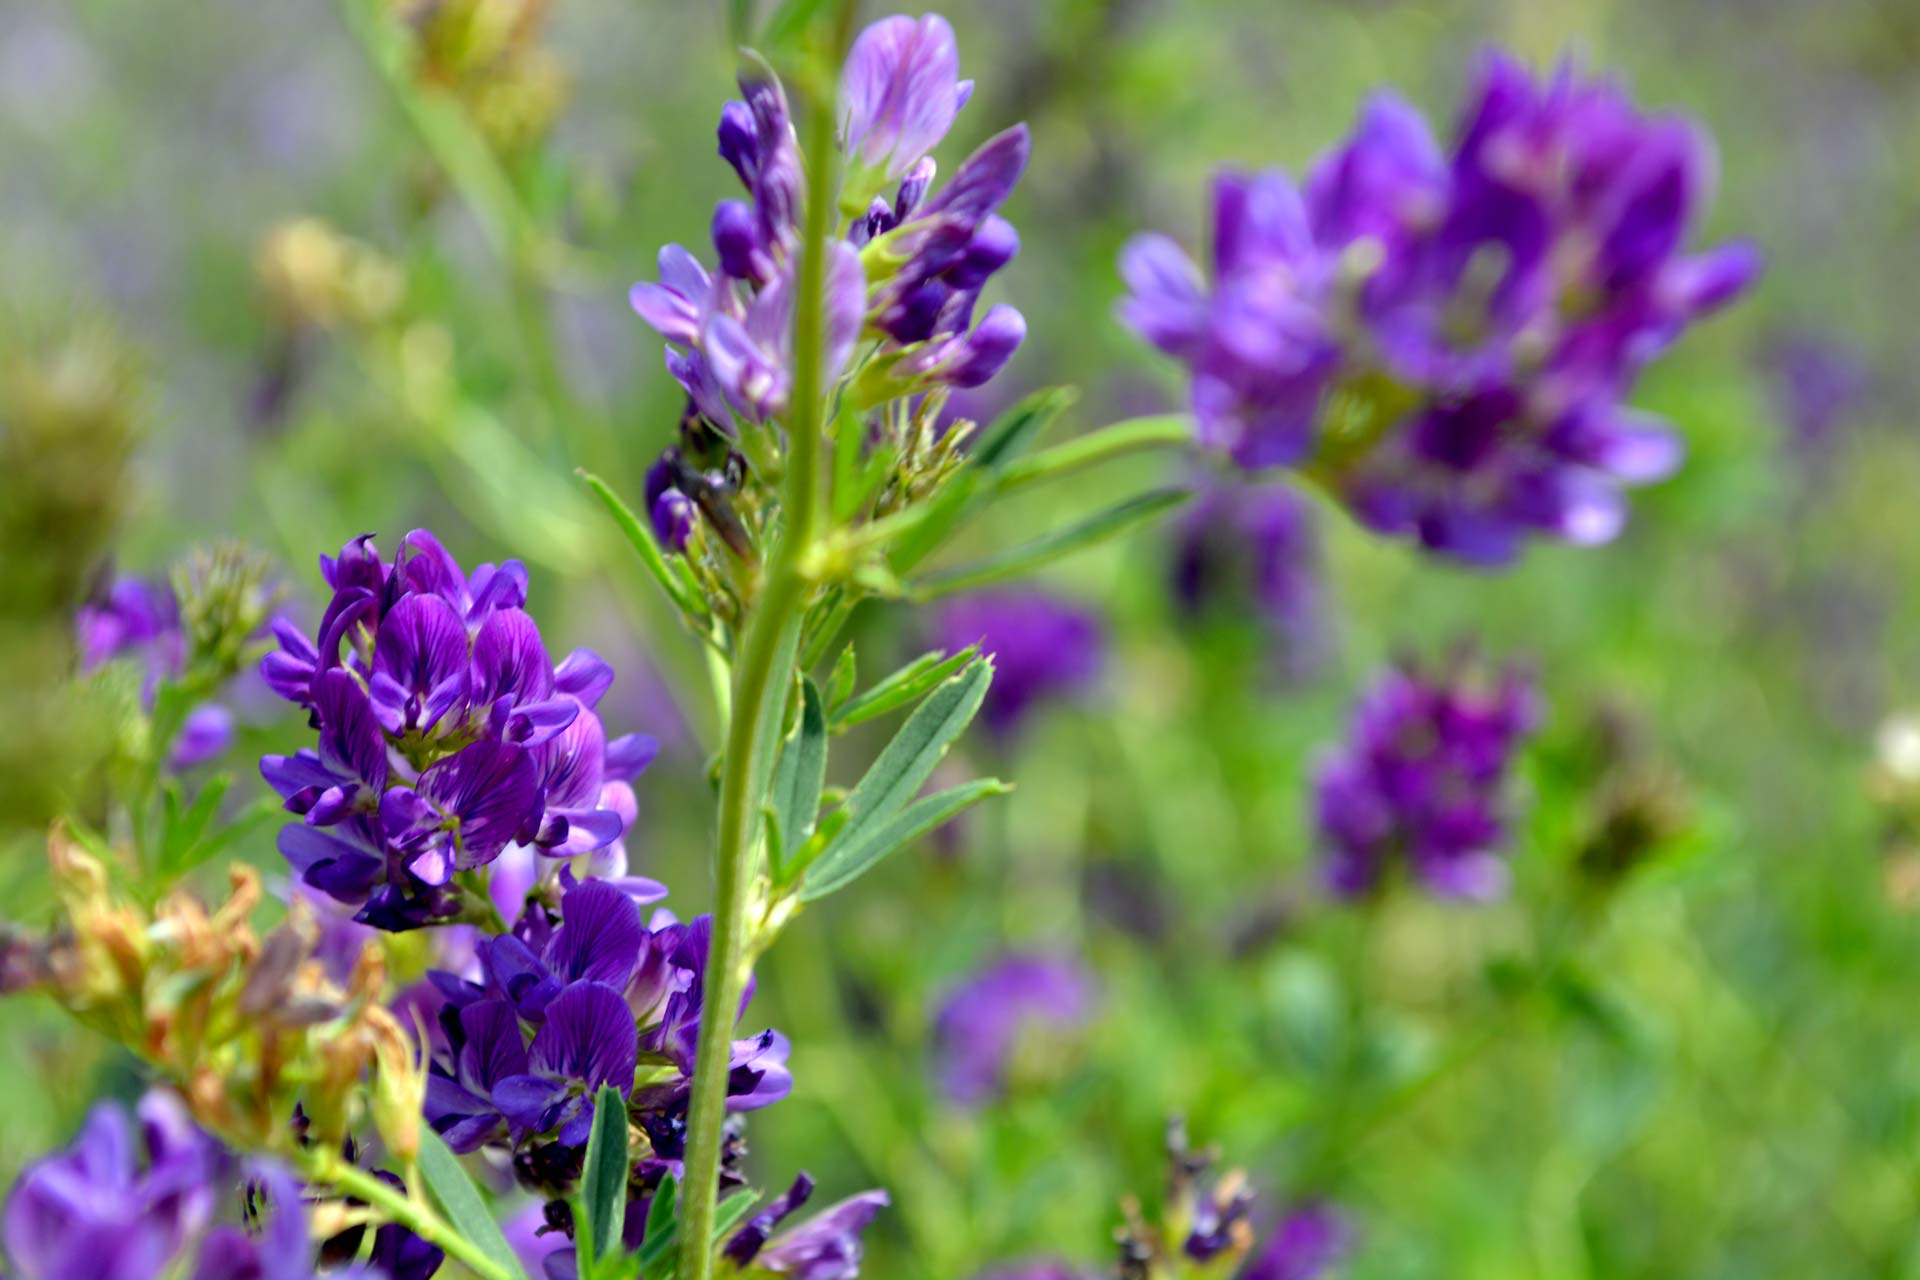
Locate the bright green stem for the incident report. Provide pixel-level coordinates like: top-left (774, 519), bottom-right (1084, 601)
top-left (677, 16), bottom-right (852, 1277)
top-left (303, 1149), bottom-right (514, 1280)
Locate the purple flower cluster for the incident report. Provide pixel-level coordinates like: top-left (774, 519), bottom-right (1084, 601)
top-left (1315, 659), bottom-right (1538, 901)
top-left (932, 953), bottom-right (1095, 1105)
top-left (1170, 482), bottom-right (1325, 675)
top-left (1122, 53), bottom-right (1759, 564)
top-left (631, 12), bottom-right (1028, 553)
top-left (2, 1093), bottom-right (437, 1280)
top-left (77, 576), bottom-right (235, 769)
top-left (932, 591), bottom-right (1105, 741)
top-left (722, 1174), bottom-right (890, 1280)
top-left (259, 531), bottom-right (656, 931)
top-left (422, 877), bottom-right (789, 1183)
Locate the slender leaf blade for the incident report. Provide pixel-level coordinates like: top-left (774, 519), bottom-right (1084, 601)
top-left (745, 613), bottom-right (805, 850)
top-left (580, 470), bottom-right (700, 618)
top-left (831, 645), bottom-right (980, 731)
top-left (581, 1084), bottom-right (629, 1263)
top-left (771, 680), bottom-right (829, 879)
top-left (801, 779), bottom-right (1010, 901)
top-left (416, 1129), bottom-right (531, 1280)
top-left (914, 487), bottom-right (1191, 599)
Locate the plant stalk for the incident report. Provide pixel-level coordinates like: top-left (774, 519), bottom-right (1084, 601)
top-left (676, 15), bottom-right (851, 1275)
top-left (305, 1149), bottom-right (514, 1280)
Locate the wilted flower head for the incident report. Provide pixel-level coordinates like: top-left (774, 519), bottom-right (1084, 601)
top-left (259, 530), bottom-right (656, 930)
top-left (1121, 52), bottom-right (1759, 564)
top-left (3, 1091), bottom-right (226, 1280)
top-left (933, 591), bottom-right (1104, 740)
top-left (932, 952), bottom-right (1095, 1104)
top-left (1314, 657), bottom-right (1539, 900)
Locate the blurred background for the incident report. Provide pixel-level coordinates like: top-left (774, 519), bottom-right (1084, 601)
top-left (5, 0), bottom-right (1920, 1276)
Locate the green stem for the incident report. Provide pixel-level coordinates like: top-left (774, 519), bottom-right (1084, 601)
top-left (677, 14), bottom-right (854, 1276)
top-left (303, 1149), bottom-right (514, 1280)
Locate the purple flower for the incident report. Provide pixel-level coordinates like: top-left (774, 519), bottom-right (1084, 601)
top-left (1120, 52), bottom-right (1759, 564)
top-left (933, 592), bottom-right (1104, 741)
top-left (423, 882), bottom-right (787, 1178)
top-left (932, 953), bottom-right (1095, 1104)
top-left (4, 1092), bottom-right (226, 1280)
top-left (1241, 1203), bottom-right (1354, 1280)
top-left (191, 1161), bottom-right (385, 1280)
top-left (839, 13), bottom-right (971, 184)
top-left (1314, 659), bottom-right (1538, 901)
top-left (1171, 481), bottom-right (1324, 675)
top-left (631, 18), bottom-right (1027, 457)
top-left (77, 575), bottom-right (237, 769)
top-left (1766, 334), bottom-right (1871, 459)
top-left (732, 1184), bottom-right (889, 1280)
top-left (259, 531), bottom-right (656, 930)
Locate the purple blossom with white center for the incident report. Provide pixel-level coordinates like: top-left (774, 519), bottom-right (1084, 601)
top-left (931, 953), bottom-right (1096, 1104)
top-left (932, 592), bottom-right (1104, 741)
top-left (3, 1092), bottom-right (226, 1280)
top-left (1241, 1203), bottom-right (1355, 1280)
top-left (1314, 659), bottom-right (1539, 901)
top-left (260, 531), bottom-right (657, 930)
top-left (1170, 481), bottom-right (1325, 676)
top-left (76, 576), bottom-right (237, 769)
top-left (1120, 52), bottom-right (1760, 564)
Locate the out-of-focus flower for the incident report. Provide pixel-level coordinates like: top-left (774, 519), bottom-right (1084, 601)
top-left (1170, 481), bottom-right (1325, 676)
top-left (1121, 53), bottom-right (1759, 564)
top-left (723, 1175), bottom-right (888, 1280)
top-left (2, 1091), bottom-right (226, 1280)
top-left (1314, 658), bottom-right (1539, 900)
top-left (838, 14), bottom-right (972, 189)
top-left (1764, 334), bottom-right (1871, 460)
top-left (932, 953), bottom-right (1095, 1104)
top-left (1240, 1203), bottom-right (1354, 1280)
top-left (932, 592), bottom-right (1104, 741)
top-left (388, 0), bottom-right (569, 159)
top-left (259, 530), bottom-right (657, 931)
top-left (256, 219), bottom-right (404, 334)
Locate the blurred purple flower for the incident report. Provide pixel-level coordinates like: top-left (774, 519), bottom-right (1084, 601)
top-left (932, 591), bottom-right (1104, 740)
top-left (1765, 334), bottom-right (1871, 458)
top-left (932, 953), bottom-right (1096, 1104)
top-left (1121, 52), bottom-right (1759, 564)
top-left (1315, 659), bottom-right (1539, 901)
top-left (3, 1092), bottom-right (227, 1280)
top-left (1242, 1203), bottom-right (1354, 1280)
top-left (1170, 481), bottom-right (1325, 676)
top-left (77, 575), bottom-right (238, 769)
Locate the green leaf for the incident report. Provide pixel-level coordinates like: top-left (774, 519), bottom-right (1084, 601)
top-left (888, 387), bottom-right (1078, 573)
top-left (745, 613), bottom-right (805, 851)
top-left (830, 645), bottom-right (980, 732)
top-left (993, 414), bottom-right (1194, 495)
top-left (580, 470), bottom-right (703, 619)
top-left (712, 1188), bottom-right (761, 1242)
top-left (416, 1129), bottom-right (531, 1280)
top-left (913, 487), bottom-right (1192, 599)
top-left (800, 779), bottom-right (1010, 901)
top-left (824, 643), bottom-right (858, 711)
top-left (636, 1174), bottom-right (679, 1276)
top-left (798, 660), bottom-right (993, 900)
top-left (581, 1084), bottom-right (629, 1264)
top-left (758, 0), bottom-right (836, 48)
top-left (770, 680), bottom-right (829, 881)
top-left (969, 386), bottom-right (1079, 471)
